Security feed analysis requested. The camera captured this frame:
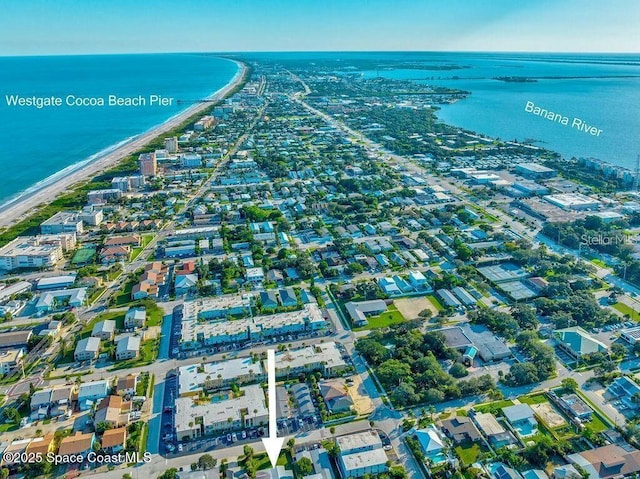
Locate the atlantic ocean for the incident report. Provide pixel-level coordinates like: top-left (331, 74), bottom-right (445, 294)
top-left (0, 53), bottom-right (239, 206)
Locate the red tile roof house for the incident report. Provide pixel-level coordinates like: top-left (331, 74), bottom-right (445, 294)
top-left (101, 427), bottom-right (127, 453)
top-left (58, 432), bottom-right (95, 459)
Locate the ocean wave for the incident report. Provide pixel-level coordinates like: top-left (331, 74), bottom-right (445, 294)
top-left (0, 134), bottom-right (138, 210)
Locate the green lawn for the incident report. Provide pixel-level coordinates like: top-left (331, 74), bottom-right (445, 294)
top-left (475, 400), bottom-right (514, 414)
top-left (454, 441), bottom-right (483, 465)
top-left (80, 311), bottom-right (126, 338)
top-left (106, 268), bottom-right (122, 281)
top-left (113, 279), bottom-right (136, 306)
top-left (427, 295), bottom-right (444, 312)
top-left (575, 391), bottom-right (614, 430)
top-left (110, 339), bottom-right (159, 370)
top-left (353, 304), bottom-right (405, 330)
top-left (585, 413), bottom-right (609, 433)
top-left (0, 423), bottom-right (18, 433)
top-left (519, 393), bottom-right (548, 405)
top-left (242, 451), bottom-right (290, 472)
top-left (141, 301), bottom-right (163, 326)
top-left (612, 302), bottom-right (637, 319)
top-left (88, 287), bottom-right (107, 305)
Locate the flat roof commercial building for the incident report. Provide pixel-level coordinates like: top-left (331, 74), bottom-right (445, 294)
top-left (0, 330), bottom-right (33, 350)
top-left (275, 342), bottom-right (347, 378)
top-left (174, 384), bottom-right (268, 440)
top-left (0, 236), bottom-right (65, 271)
top-left (0, 281), bottom-right (32, 303)
top-left (554, 326), bottom-right (608, 359)
top-left (40, 211), bottom-right (84, 235)
top-left (337, 431), bottom-right (388, 479)
top-left (515, 162), bottom-right (556, 179)
top-left (544, 193), bottom-right (601, 211)
top-left (180, 303), bottom-right (325, 349)
top-left (178, 356), bottom-right (265, 396)
top-left (621, 326), bottom-right (640, 345)
top-left (478, 263), bottom-right (529, 284)
top-left (462, 325), bottom-right (512, 362)
top-left (336, 430), bottom-right (382, 455)
top-left (439, 327), bottom-right (474, 351)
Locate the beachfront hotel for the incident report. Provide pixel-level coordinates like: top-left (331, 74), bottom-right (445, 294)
top-left (138, 152), bottom-right (157, 177)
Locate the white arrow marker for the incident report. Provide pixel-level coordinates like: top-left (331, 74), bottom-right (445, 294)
top-left (262, 349), bottom-right (284, 468)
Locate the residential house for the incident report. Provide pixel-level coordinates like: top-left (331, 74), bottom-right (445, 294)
top-left (77, 379), bottom-right (110, 410)
top-left (502, 404), bottom-right (538, 437)
top-left (319, 379), bottom-right (353, 414)
top-left (175, 274), bottom-right (198, 295)
top-left (378, 277), bottom-right (401, 296)
top-left (567, 444), bottom-right (640, 479)
top-left (246, 267), bottom-right (265, 285)
top-left (415, 426), bottom-right (447, 464)
top-left (344, 300), bottom-right (387, 327)
top-left (131, 280), bottom-right (158, 300)
top-left (100, 246), bottom-right (130, 264)
top-left (101, 427), bottom-right (127, 453)
top-left (472, 412), bottom-right (518, 449)
top-left (26, 433), bottom-right (56, 456)
top-left (131, 262), bottom-right (167, 300)
top-left (0, 349), bottom-right (24, 375)
top-left (74, 337), bottom-right (100, 362)
top-left (489, 462), bottom-right (523, 479)
top-left (557, 393), bottom-right (593, 421)
top-left (94, 395), bottom-right (130, 427)
top-left (92, 320), bottom-right (116, 341)
top-left (124, 308), bottom-right (146, 329)
top-left (58, 432), bottom-right (95, 458)
top-left (260, 291), bottom-right (279, 310)
top-left (50, 385), bottom-right (73, 417)
top-left (408, 270), bottom-right (430, 289)
top-left (440, 415), bottom-right (482, 444)
top-left (116, 374), bottom-right (139, 397)
top-left (607, 376), bottom-right (640, 410)
top-left (279, 288), bottom-right (298, 307)
top-left (115, 336), bottom-right (141, 361)
top-left (552, 464), bottom-right (580, 479)
top-left (103, 235), bottom-right (140, 248)
top-left (30, 389), bottom-right (53, 414)
top-left (266, 269), bottom-right (284, 283)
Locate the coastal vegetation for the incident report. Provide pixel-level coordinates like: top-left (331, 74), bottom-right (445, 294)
top-left (0, 63), bottom-right (253, 247)
top-left (355, 327), bottom-right (496, 407)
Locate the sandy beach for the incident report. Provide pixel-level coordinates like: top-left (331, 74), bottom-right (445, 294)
top-left (0, 59), bottom-right (248, 229)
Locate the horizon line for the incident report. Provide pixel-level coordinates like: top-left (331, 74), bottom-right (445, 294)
top-left (1, 49), bottom-right (640, 58)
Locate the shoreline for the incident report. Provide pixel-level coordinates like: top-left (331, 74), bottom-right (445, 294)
top-left (0, 58), bottom-right (248, 230)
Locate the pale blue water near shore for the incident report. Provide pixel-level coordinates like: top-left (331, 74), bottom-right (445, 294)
top-left (0, 54), bottom-right (238, 206)
top-left (356, 52), bottom-right (640, 170)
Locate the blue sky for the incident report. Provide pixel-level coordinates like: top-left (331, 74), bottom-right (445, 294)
top-left (1, 0), bottom-right (638, 55)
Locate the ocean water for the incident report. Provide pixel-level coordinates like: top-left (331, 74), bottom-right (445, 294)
top-left (0, 54), bottom-right (238, 206)
top-left (357, 52), bottom-right (640, 170)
